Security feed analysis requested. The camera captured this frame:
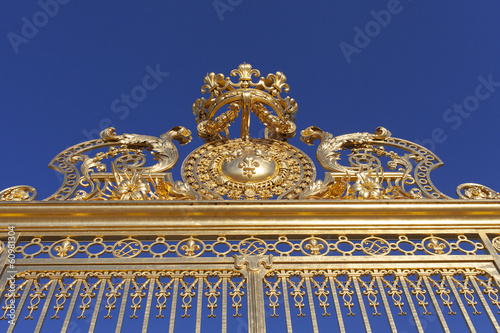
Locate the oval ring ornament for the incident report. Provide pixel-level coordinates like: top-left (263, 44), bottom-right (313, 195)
top-left (113, 237), bottom-right (142, 258)
top-left (361, 236), bottom-right (391, 256)
top-left (182, 139), bottom-right (315, 200)
top-left (238, 237), bottom-right (267, 255)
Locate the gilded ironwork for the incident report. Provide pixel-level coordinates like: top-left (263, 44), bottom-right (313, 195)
top-left (0, 185), bottom-right (36, 201)
top-left (1, 63), bottom-right (499, 201)
top-left (2, 64), bottom-right (500, 332)
top-left (10, 234), bottom-right (488, 261)
top-left (457, 183), bottom-right (500, 200)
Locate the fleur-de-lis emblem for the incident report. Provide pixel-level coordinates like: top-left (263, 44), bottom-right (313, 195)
top-left (304, 238), bottom-right (324, 255)
top-left (54, 240), bottom-right (75, 258)
top-left (264, 72), bottom-right (289, 98)
top-left (238, 157), bottom-right (260, 179)
top-left (230, 63), bottom-right (260, 88)
top-left (181, 238), bottom-right (201, 256)
top-left (201, 72), bottom-right (227, 96)
top-left (427, 237), bottom-right (446, 254)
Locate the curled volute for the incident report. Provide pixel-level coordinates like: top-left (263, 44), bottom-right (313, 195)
top-left (44, 126), bottom-right (191, 201)
top-left (300, 126), bottom-right (391, 173)
top-left (300, 126), bottom-right (454, 199)
top-left (100, 126), bottom-right (192, 173)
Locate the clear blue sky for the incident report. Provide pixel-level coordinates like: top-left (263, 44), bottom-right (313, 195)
top-left (1, 1), bottom-right (500, 331)
top-left (1, 1), bottom-right (500, 199)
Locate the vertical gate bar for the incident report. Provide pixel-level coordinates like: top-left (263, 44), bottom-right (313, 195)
top-left (168, 275), bottom-right (180, 333)
top-left (88, 278), bottom-right (106, 333)
top-left (221, 274), bottom-right (227, 333)
top-left (0, 267), bottom-right (11, 300)
top-left (115, 277), bottom-right (132, 333)
top-left (374, 276), bottom-right (397, 333)
top-left (34, 277), bottom-right (58, 333)
top-left (279, 271), bottom-right (293, 333)
top-left (445, 275), bottom-right (476, 333)
top-left (327, 273), bottom-right (346, 333)
top-left (470, 276), bottom-right (500, 331)
top-left (399, 275), bottom-right (424, 333)
top-left (352, 275), bottom-right (372, 333)
top-left (6, 279), bottom-right (33, 333)
top-left (195, 276), bottom-right (204, 333)
top-left (421, 276), bottom-right (450, 333)
top-left (479, 232), bottom-right (500, 270)
top-left (61, 278), bottom-right (82, 333)
top-left (304, 274), bottom-right (319, 333)
top-left (141, 277), bottom-right (156, 333)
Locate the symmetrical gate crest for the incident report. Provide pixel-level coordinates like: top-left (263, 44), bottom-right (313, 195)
top-left (1, 63), bottom-right (499, 201)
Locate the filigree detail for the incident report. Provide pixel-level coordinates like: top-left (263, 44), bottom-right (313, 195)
top-left (154, 273), bottom-right (174, 319)
top-left (328, 271), bottom-right (356, 316)
top-left (203, 272), bottom-right (222, 318)
top-left (238, 237), bottom-right (267, 256)
top-left (299, 126), bottom-right (451, 199)
top-left (263, 272), bottom-right (282, 317)
top-left (286, 271), bottom-right (306, 317)
top-left (361, 237), bottom-right (390, 256)
top-left (129, 272), bottom-right (150, 319)
top-left (310, 272), bottom-right (331, 317)
top-left (0, 279), bottom-right (28, 320)
top-left (428, 272), bottom-right (456, 315)
top-left (450, 270), bottom-right (480, 315)
top-left (404, 274), bottom-right (431, 315)
top-left (113, 237), bottom-right (142, 258)
top-left (380, 275), bottom-right (406, 316)
top-left (457, 183), bottom-right (500, 199)
top-left (179, 272), bottom-right (198, 318)
top-left (474, 275), bottom-right (500, 314)
top-left (78, 273), bottom-right (102, 319)
top-left (0, 185), bottom-right (37, 201)
top-left (356, 273), bottom-right (381, 316)
top-left (51, 275), bottom-right (77, 319)
top-left (44, 126), bottom-right (191, 201)
top-left (227, 273), bottom-right (245, 318)
top-left (25, 274), bottom-right (54, 320)
top-left (104, 273), bottom-right (126, 319)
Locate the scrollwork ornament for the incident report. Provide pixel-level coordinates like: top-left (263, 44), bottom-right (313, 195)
top-left (361, 236), bottom-right (391, 256)
top-left (457, 183), bottom-right (500, 199)
top-left (113, 237), bottom-right (142, 258)
top-left (45, 126), bottom-right (192, 201)
top-left (238, 237), bottom-right (267, 255)
top-left (0, 185), bottom-right (37, 201)
top-left (300, 126), bottom-right (451, 199)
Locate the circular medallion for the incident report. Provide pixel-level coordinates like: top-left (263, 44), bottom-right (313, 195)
top-left (182, 139), bottom-right (315, 200)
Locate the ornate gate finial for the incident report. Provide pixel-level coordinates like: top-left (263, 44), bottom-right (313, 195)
top-left (192, 63), bottom-right (298, 141)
